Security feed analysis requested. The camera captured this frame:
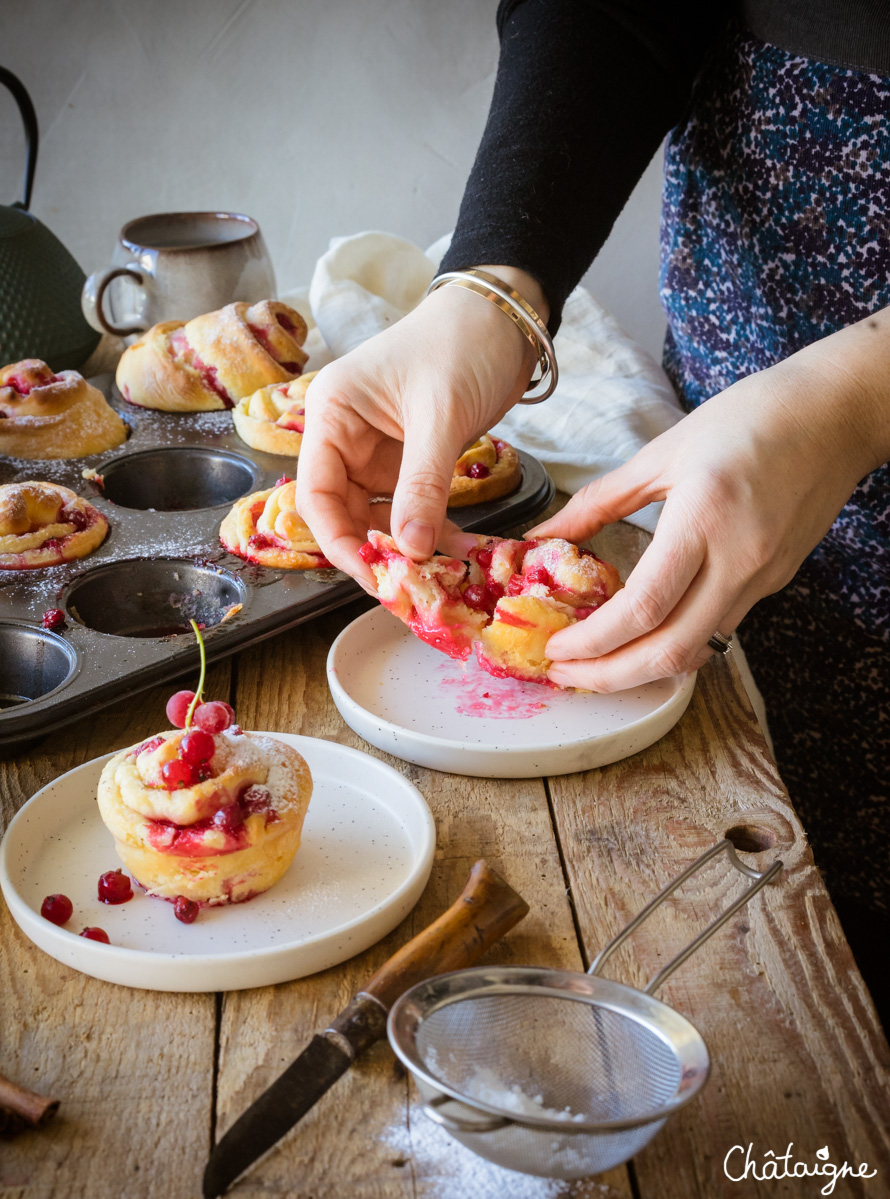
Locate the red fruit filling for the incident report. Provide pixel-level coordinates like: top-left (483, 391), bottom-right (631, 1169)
top-left (276, 312), bottom-right (299, 335)
top-left (474, 546), bottom-right (493, 570)
top-left (168, 329), bottom-right (234, 407)
top-left (180, 728), bottom-right (215, 765)
top-left (64, 506), bottom-right (89, 532)
top-left (525, 565), bottom-right (555, 589)
top-left (161, 758), bottom-right (198, 790)
top-left (40, 893), bottom-right (73, 925)
top-left (41, 608), bottom-right (66, 631)
top-left (80, 927), bottom-right (110, 943)
top-left (462, 583), bottom-right (503, 614)
top-left (467, 463), bottom-right (491, 479)
top-left (278, 410), bottom-right (305, 433)
top-left (247, 323), bottom-right (302, 375)
top-left (98, 868), bottom-right (134, 904)
top-left (174, 896), bottom-right (199, 924)
top-left (143, 777), bottom-right (281, 858)
top-left (274, 476), bottom-right (294, 488)
top-left (358, 542), bottom-right (385, 567)
top-left (213, 803), bottom-right (244, 834)
top-left (147, 814), bottom-right (246, 857)
top-left (166, 690), bottom-right (196, 728)
top-left (136, 735), bottom-right (166, 756)
top-left (494, 608), bottom-right (535, 629)
top-left (241, 785), bottom-right (272, 815)
top-left (193, 701), bottom-right (234, 734)
top-left (196, 359), bottom-right (233, 407)
top-left (3, 371), bottom-right (58, 395)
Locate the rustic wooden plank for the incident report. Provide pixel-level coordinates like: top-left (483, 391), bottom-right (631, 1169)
top-left (0, 664), bottom-right (230, 1199)
top-left (215, 599), bottom-right (634, 1199)
top-left (547, 528), bottom-right (890, 1198)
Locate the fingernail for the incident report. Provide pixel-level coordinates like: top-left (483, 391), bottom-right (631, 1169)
top-left (401, 521), bottom-right (435, 559)
top-left (548, 668), bottom-right (571, 687)
top-left (357, 579), bottom-right (377, 597)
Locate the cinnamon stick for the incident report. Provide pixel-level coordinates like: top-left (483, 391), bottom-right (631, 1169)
top-left (0, 1071), bottom-right (59, 1134)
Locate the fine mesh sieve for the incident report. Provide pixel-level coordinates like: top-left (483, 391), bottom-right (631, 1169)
top-left (388, 840), bottom-right (782, 1179)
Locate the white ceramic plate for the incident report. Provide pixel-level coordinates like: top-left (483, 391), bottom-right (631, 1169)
top-left (0, 733), bottom-right (435, 992)
top-left (327, 608), bottom-right (696, 778)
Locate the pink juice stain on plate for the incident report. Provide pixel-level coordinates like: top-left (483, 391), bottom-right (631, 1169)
top-left (435, 658), bottom-right (550, 720)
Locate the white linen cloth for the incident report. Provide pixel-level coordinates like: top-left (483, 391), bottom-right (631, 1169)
top-left (281, 229), bottom-right (686, 532)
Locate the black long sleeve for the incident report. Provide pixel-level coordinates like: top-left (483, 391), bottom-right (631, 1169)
top-left (439, 0), bottom-right (726, 333)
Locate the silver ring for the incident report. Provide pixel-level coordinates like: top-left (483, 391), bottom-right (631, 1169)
top-left (367, 495), bottom-right (394, 506)
top-left (708, 632), bottom-right (733, 654)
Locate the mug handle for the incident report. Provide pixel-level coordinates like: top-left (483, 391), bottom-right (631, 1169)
top-left (81, 266), bottom-right (147, 336)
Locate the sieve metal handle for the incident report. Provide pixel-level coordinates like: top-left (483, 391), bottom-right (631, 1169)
top-left (588, 839), bottom-right (783, 996)
top-left (421, 1092), bottom-right (512, 1134)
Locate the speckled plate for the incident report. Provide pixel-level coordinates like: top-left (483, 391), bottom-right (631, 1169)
top-left (327, 608), bottom-right (697, 778)
top-left (0, 733), bottom-right (435, 992)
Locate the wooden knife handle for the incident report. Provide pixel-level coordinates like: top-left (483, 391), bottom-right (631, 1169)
top-left (362, 860), bottom-right (529, 1010)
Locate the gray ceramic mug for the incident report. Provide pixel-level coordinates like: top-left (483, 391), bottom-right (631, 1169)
top-left (81, 211), bottom-right (277, 336)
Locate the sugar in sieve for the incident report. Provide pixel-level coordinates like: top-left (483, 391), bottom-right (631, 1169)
top-left (387, 839), bottom-right (782, 1180)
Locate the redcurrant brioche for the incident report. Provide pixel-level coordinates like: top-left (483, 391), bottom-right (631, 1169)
top-left (0, 360), bottom-right (127, 459)
top-left (0, 480), bottom-right (108, 569)
top-left (116, 300), bottom-right (309, 412)
top-left (219, 478), bottom-right (331, 569)
top-left (232, 371), bottom-right (317, 455)
top-left (448, 435), bottom-right (522, 507)
top-left (359, 530), bottom-right (622, 684)
top-left (98, 727), bottom-right (313, 905)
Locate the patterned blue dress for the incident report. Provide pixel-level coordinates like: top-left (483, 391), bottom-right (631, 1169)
top-left (660, 28), bottom-right (890, 913)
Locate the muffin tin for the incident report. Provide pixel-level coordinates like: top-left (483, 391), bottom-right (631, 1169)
top-left (0, 374), bottom-right (554, 751)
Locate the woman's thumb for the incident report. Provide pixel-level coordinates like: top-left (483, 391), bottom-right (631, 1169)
top-left (390, 424), bottom-right (462, 560)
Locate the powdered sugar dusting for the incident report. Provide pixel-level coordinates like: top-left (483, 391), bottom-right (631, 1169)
top-left (463, 1067), bottom-right (586, 1122)
top-left (244, 731), bottom-right (309, 814)
top-left (381, 1110), bottom-right (620, 1198)
top-left (436, 656), bottom-right (550, 720)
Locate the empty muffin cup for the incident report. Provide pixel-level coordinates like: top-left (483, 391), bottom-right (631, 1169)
top-left (99, 447), bottom-right (260, 511)
top-left (0, 623), bottom-right (78, 711)
top-left (64, 559), bottom-right (246, 638)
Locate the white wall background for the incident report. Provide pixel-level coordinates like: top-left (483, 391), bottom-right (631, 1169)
top-left (0, 0), bottom-right (666, 358)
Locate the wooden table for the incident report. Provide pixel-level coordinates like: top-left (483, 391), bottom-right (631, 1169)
top-left (2, 523), bottom-right (889, 1199)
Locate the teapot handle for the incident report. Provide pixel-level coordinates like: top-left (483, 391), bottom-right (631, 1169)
top-left (0, 66), bottom-right (38, 210)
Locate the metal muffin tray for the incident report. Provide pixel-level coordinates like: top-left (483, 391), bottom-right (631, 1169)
top-left (0, 375), bottom-right (554, 751)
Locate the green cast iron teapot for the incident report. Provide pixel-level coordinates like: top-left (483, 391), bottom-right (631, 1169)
top-left (0, 66), bottom-right (100, 371)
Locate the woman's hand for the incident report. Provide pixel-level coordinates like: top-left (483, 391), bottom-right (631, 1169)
top-left (296, 265), bottom-right (546, 586)
top-left (531, 312), bottom-right (890, 691)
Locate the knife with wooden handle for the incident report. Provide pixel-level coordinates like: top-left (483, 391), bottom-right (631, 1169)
top-left (203, 860), bottom-right (529, 1198)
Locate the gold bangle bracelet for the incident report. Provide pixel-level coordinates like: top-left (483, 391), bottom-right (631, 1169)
top-left (426, 268), bottom-right (558, 404)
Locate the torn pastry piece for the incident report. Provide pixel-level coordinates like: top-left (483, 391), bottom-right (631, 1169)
top-left (0, 480), bottom-right (108, 569)
top-left (0, 360), bottom-right (127, 460)
top-left (97, 728), bottom-right (312, 905)
top-left (232, 371), bottom-right (317, 455)
top-left (219, 478), bottom-right (331, 569)
top-left (359, 530), bottom-right (622, 684)
top-left (116, 300), bottom-right (308, 412)
top-left (448, 434), bottom-right (522, 507)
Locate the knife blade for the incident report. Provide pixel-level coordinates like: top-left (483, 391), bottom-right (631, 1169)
top-left (203, 860), bottom-right (529, 1198)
